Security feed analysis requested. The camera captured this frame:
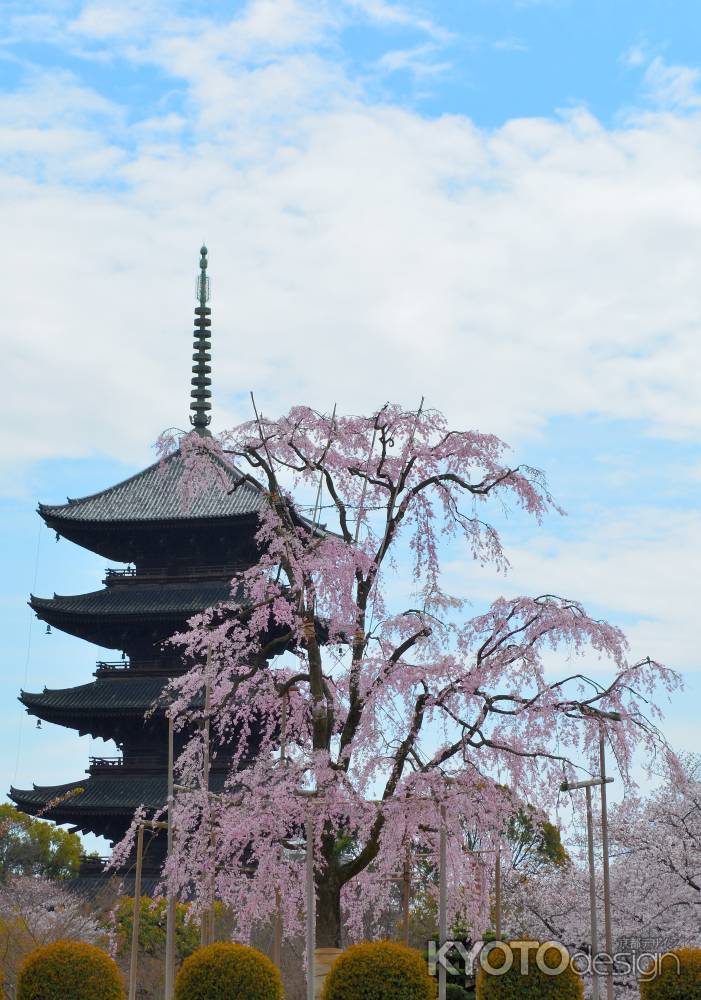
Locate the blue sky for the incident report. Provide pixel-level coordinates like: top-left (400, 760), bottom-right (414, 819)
top-left (2, 0), bottom-right (701, 853)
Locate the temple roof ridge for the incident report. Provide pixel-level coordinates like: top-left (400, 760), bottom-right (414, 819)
top-left (38, 447), bottom-right (265, 525)
top-left (11, 771), bottom-right (228, 815)
top-left (29, 580), bottom-right (237, 616)
top-left (20, 675), bottom-right (171, 712)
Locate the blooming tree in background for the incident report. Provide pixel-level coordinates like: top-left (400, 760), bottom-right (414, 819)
top-left (0, 876), bottom-right (103, 998)
top-left (609, 754), bottom-right (701, 930)
top-left (155, 405), bottom-right (680, 949)
top-left (503, 755), bottom-right (701, 997)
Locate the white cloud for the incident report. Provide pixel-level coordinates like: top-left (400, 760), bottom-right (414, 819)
top-left (0, 67), bottom-right (121, 126)
top-left (622, 46), bottom-right (701, 111)
top-left (1, 3), bottom-right (701, 487)
top-left (376, 43), bottom-right (451, 77)
top-left (642, 55), bottom-right (701, 110)
top-left (622, 43), bottom-right (648, 70)
top-left (343, 0), bottom-right (451, 41)
top-left (68, 1), bottom-right (160, 39)
top-left (493, 36), bottom-right (529, 53)
top-left (447, 504), bottom-right (701, 674)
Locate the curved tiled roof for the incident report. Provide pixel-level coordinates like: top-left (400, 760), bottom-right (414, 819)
top-left (11, 777), bottom-right (167, 813)
top-left (11, 771), bottom-right (228, 814)
top-left (20, 676), bottom-right (170, 715)
top-left (30, 581), bottom-right (237, 619)
top-left (39, 450), bottom-right (265, 524)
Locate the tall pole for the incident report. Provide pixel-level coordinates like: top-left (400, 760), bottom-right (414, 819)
top-left (280, 691), bottom-right (288, 765)
top-left (438, 804), bottom-right (447, 1000)
top-left (494, 849), bottom-right (502, 941)
top-left (402, 845), bottom-right (411, 947)
top-left (208, 824), bottom-right (217, 944)
top-left (586, 785), bottom-right (600, 1000)
top-left (201, 647), bottom-right (213, 949)
top-left (273, 888), bottom-right (283, 969)
top-left (599, 733), bottom-right (615, 1000)
top-left (128, 824), bottom-right (145, 1000)
top-left (306, 811), bottom-right (315, 1000)
top-left (164, 717), bottom-right (176, 1000)
top-left (272, 691), bottom-right (287, 968)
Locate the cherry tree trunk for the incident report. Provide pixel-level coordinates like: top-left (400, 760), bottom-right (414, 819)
top-left (316, 865), bottom-right (343, 948)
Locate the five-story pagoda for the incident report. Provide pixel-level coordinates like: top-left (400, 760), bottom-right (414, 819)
top-left (11, 247), bottom-right (263, 886)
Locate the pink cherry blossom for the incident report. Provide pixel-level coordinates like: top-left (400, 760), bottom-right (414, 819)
top-left (131, 405), bottom-right (680, 951)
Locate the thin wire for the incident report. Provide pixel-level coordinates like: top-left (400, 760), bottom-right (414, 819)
top-left (367, 398), bottom-right (424, 638)
top-left (310, 403), bottom-right (337, 531)
top-left (353, 424), bottom-right (379, 545)
top-left (300, 501), bottom-right (388, 513)
top-left (13, 521), bottom-right (43, 783)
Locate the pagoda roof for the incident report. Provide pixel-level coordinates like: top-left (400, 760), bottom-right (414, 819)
top-left (30, 580), bottom-right (235, 620)
top-left (20, 676), bottom-right (169, 717)
top-left (29, 579), bottom-right (240, 650)
top-left (39, 449), bottom-right (265, 526)
top-left (11, 778), bottom-right (163, 815)
top-left (10, 770), bottom-right (228, 818)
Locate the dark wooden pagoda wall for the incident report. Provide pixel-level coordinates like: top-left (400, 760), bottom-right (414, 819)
top-left (17, 522), bottom-right (260, 855)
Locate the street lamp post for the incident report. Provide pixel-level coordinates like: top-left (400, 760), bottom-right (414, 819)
top-left (560, 774), bottom-right (614, 1000)
top-left (294, 788), bottom-right (320, 1000)
top-left (164, 716), bottom-right (176, 1000)
top-left (438, 804), bottom-right (447, 1000)
top-left (128, 818), bottom-right (168, 1000)
top-left (599, 732), bottom-right (615, 1000)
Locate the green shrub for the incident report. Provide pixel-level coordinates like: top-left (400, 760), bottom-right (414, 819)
top-left (321, 940), bottom-right (435, 1000)
top-left (174, 942), bottom-right (283, 1000)
top-left (17, 939), bottom-right (123, 1000)
top-left (476, 941), bottom-right (583, 999)
top-left (640, 947), bottom-right (701, 999)
top-left (447, 985), bottom-right (473, 1000)
top-left (114, 896), bottom-right (200, 960)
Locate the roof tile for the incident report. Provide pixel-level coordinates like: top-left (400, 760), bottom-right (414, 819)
top-left (30, 581), bottom-right (237, 618)
top-left (39, 450), bottom-right (265, 524)
top-left (21, 676), bottom-right (170, 714)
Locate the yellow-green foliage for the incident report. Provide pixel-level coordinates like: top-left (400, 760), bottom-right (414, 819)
top-left (174, 942), bottom-right (283, 1000)
top-left (0, 805), bottom-right (81, 881)
top-left (321, 941), bottom-right (436, 1000)
top-left (114, 896), bottom-right (200, 960)
top-left (17, 939), bottom-right (124, 1000)
top-left (476, 942), bottom-right (583, 1000)
top-left (640, 947), bottom-right (701, 999)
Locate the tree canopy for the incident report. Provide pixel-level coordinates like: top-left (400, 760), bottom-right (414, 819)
top-left (141, 405), bottom-right (679, 950)
top-left (0, 804), bottom-right (82, 881)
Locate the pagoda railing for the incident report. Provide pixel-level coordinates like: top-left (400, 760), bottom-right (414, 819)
top-left (104, 564), bottom-right (238, 584)
top-left (89, 755), bottom-right (165, 772)
top-left (79, 854), bottom-right (110, 868)
top-left (88, 757), bottom-right (123, 769)
top-left (95, 659), bottom-right (183, 677)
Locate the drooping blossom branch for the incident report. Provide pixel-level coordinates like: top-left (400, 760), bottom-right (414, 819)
top-left (136, 405), bottom-right (680, 949)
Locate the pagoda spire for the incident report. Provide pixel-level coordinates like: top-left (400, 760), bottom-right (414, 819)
top-left (190, 244), bottom-right (212, 435)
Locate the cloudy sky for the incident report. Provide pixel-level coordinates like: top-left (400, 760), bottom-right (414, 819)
top-left (2, 0), bottom-right (701, 851)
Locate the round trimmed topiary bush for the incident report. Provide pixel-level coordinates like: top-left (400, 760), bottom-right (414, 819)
top-left (476, 941), bottom-right (583, 999)
top-left (321, 940), bottom-right (435, 1000)
top-left (17, 940), bottom-right (124, 1000)
top-left (174, 942), bottom-right (283, 1000)
top-left (640, 947), bottom-right (701, 998)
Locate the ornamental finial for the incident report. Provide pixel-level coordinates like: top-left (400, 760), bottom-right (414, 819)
top-left (190, 244), bottom-right (212, 435)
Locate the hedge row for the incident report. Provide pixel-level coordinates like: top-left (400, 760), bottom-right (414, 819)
top-left (15, 936), bottom-right (701, 1000)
